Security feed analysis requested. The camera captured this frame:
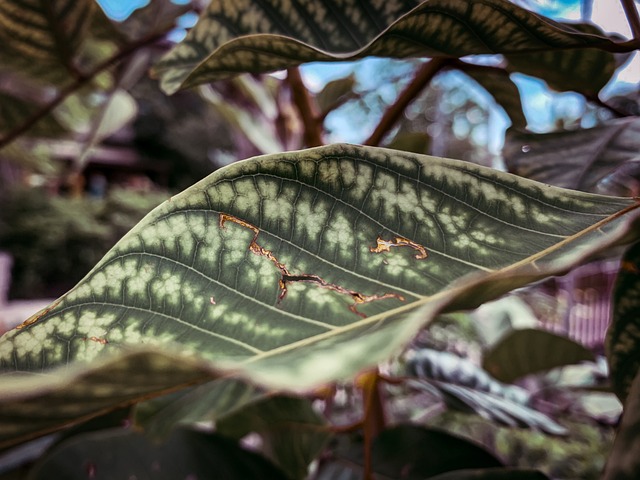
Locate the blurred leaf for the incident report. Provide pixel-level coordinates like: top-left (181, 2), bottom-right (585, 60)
top-left (135, 378), bottom-right (265, 439)
top-left (75, 89), bottom-right (138, 169)
top-left (0, 0), bottom-right (96, 84)
top-left (152, 0), bottom-right (632, 94)
top-left (407, 350), bottom-right (567, 435)
top-left (1, 144), bottom-right (639, 448)
top-left (505, 23), bottom-right (617, 96)
top-left (0, 94), bottom-right (66, 138)
top-left (483, 329), bottom-right (595, 383)
top-left (200, 85), bottom-right (284, 154)
top-left (218, 396), bottom-right (331, 479)
top-left (607, 241), bottom-right (640, 402)
top-left (371, 425), bottom-right (503, 478)
top-left (504, 117), bottom-right (640, 192)
top-left (602, 370), bottom-right (640, 480)
top-left (316, 74), bottom-right (357, 118)
top-left (121, 0), bottom-right (192, 39)
top-left (28, 427), bottom-right (288, 480)
top-left (429, 468), bottom-right (549, 479)
top-left (458, 64), bottom-right (527, 130)
top-left (386, 132), bottom-right (432, 155)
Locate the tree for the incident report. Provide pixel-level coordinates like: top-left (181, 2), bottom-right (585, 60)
top-left (0, 0), bottom-right (639, 478)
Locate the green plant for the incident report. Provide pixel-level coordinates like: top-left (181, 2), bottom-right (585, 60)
top-left (1, 1), bottom-right (640, 479)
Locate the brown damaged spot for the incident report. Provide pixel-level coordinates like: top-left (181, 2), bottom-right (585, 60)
top-left (219, 213), bottom-right (404, 317)
top-left (16, 300), bottom-right (62, 330)
top-left (84, 337), bottom-right (109, 345)
top-left (370, 235), bottom-right (428, 260)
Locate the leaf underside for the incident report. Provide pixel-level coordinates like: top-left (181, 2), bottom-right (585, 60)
top-left (152, 0), bottom-right (631, 94)
top-left (0, 143), bottom-right (638, 449)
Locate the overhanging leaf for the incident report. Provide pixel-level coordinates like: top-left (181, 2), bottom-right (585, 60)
top-left (483, 329), bottom-right (595, 383)
top-left (505, 23), bottom-right (617, 97)
top-left (1, 143), bottom-right (639, 448)
top-left (457, 63), bottom-right (527, 130)
top-left (151, 0), bottom-right (632, 94)
top-left (504, 117), bottom-right (640, 193)
top-left (606, 241), bottom-right (640, 402)
top-left (0, 0), bottom-right (96, 84)
top-left (28, 427), bottom-right (288, 480)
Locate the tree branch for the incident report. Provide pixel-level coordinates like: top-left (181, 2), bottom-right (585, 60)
top-left (287, 66), bottom-right (323, 147)
top-left (621, 0), bottom-right (640, 42)
top-left (364, 58), bottom-right (449, 146)
top-left (0, 31), bottom-right (167, 150)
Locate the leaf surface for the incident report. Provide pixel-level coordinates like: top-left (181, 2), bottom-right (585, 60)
top-left (0, 0), bottom-right (96, 84)
top-left (151, 0), bottom-right (631, 94)
top-left (0, 143), bottom-right (639, 448)
top-left (607, 241), bottom-right (640, 402)
top-left (504, 118), bottom-right (640, 193)
top-left (483, 329), bottom-right (595, 383)
top-left (28, 427), bottom-right (288, 480)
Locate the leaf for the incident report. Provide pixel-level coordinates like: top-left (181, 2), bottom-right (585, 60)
top-left (457, 64), bottom-right (527, 130)
top-left (316, 74), bottom-right (357, 118)
top-left (151, 0), bottom-right (632, 94)
top-left (386, 132), bottom-right (432, 155)
top-left (606, 241), bottom-right (640, 402)
top-left (504, 117), bottom-right (640, 193)
top-left (429, 468), bottom-right (550, 479)
top-left (483, 329), bottom-right (595, 383)
top-left (1, 144), bottom-right (639, 448)
top-left (407, 350), bottom-right (568, 435)
top-left (134, 378), bottom-right (265, 439)
top-left (28, 427), bottom-right (289, 480)
top-left (0, 94), bottom-right (66, 138)
top-left (217, 396), bottom-right (332, 479)
top-left (316, 425), bottom-right (504, 479)
top-left (0, 0), bottom-right (96, 83)
top-left (371, 425), bottom-right (503, 478)
top-left (602, 370), bottom-right (640, 480)
top-left (505, 23), bottom-right (617, 96)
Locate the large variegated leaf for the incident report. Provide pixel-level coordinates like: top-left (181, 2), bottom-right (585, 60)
top-left (0, 0), bottom-right (96, 83)
top-left (152, 0), bottom-right (632, 94)
top-left (1, 144), bottom-right (639, 448)
top-left (504, 118), bottom-right (640, 194)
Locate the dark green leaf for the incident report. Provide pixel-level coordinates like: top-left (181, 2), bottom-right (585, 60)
top-left (0, 0), bottom-right (96, 83)
top-left (0, 94), bottom-right (66, 138)
top-left (152, 0), bottom-right (632, 94)
top-left (505, 23), bottom-right (616, 96)
top-left (386, 132), bottom-right (432, 155)
top-left (602, 370), bottom-right (640, 480)
top-left (28, 427), bottom-right (288, 480)
top-left (218, 396), bottom-right (331, 479)
top-left (458, 63), bottom-right (527, 130)
top-left (316, 74), bottom-right (357, 118)
top-left (1, 144), bottom-right (639, 448)
top-left (134, 378), bottom-right (264, 439)
top-left (372, 425), bottom-right (502, 478)
top-left (483, 329), bottom-right (595, 383)
top-left (607, 241), bottom-right (640, 402)
top-left (504, 117), bottom-right (640, 192)
top-left (429, 468), bottom-right (549, 479)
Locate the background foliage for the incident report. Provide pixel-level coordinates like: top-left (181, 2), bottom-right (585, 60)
top-left (0, 0), bottom-right (639, 479)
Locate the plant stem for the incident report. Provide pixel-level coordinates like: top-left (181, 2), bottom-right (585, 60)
top-left (287, 66), bottom-right (323, 147)
top-left (364, 57), bottom-right (449, 147)
top-left (0, 31), bottom-right (166, 150)
top-left (359, 369), bottom-right (386, 480)
top-left (621, 0), bottom-right (640, 42)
